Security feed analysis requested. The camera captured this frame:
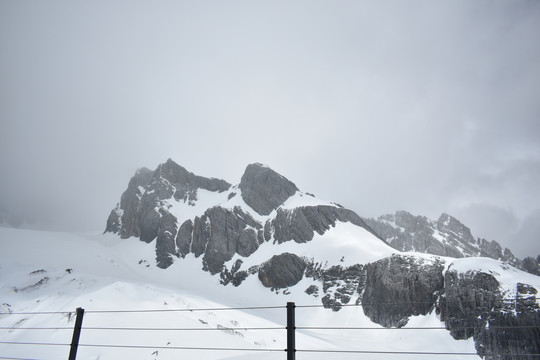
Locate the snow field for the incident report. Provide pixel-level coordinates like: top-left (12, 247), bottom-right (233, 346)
top-left (5, 225), bottom-right (538, 359)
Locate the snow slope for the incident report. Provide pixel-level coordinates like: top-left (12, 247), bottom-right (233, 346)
top-left (0, 226), bottom-right (484, 360)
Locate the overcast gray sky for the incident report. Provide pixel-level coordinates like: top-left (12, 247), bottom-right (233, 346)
top-left (1, 0), bottom-right (539, 257)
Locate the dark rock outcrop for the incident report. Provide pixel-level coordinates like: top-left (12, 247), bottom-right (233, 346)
top-left (220, 259), bottom-right (249, 287)
top-left (175, 206), bottom-right (262, 274)
top-left (440, 269), bottom-right (502, 339)
top-left (106, 159), bottom-right (230, 242)
top-left (239, 163), bottom-right (298, 216)
top-left (267, 206), bottom-right (381, 244)
top-left (303, 260), bottom-right (367, 310)
top-left (155, 211), bottom-right (178, 268)
top-left (440, 268), bottom-right (540, 360)
top-left (258, 253), bottom-right (306, 288)
top-left (361, 254), bottom-right (445, 327)
top-left (321, 264), bottom-right (365, 311)
top-left (138, 159), bottom-right (230, 244)
top-left (105, 167), bottom-right (153, 238)
top-left (105, 159), bottom-right (232, 268)
top-left (522, 257), bottom-right (540, 276)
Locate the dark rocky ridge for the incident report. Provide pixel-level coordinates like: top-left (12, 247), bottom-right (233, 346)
top-left (364, 210), bottom-right (540, 275)
top-left (173, 204), bottom-right (379, 275)
top-left (361, 254), bottom-right (445, 327)
top-left (177, 206), bottom-right (263, 274)
top-left (269, 206), bottom-right (381, 244)
top-left (439, 268), bottom-right (540, 359)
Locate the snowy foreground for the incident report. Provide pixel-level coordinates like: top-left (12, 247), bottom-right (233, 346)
top-left (5, 225), bottom-right (538, 360)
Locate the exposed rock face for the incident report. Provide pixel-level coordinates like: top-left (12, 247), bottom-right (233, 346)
top-left (319, 264), bottom-right (365, 311)
top-left (440, 269), bottom-right (502, 339)
top-left (522, 257), bottom-right (540, 276)
top-left (364, 211), bottom-right (478, 257)
top-left (176, 206), bottom-right (263, 274)
top-left (220, 259), bottom-right (249, 287)
top-left (138, 159), bottom-right (231, 245)
top-left (105, 167), bottom-right (153, 238)
top-left (363, 211), bottom-right (533, 274)
top-left (440, 269), bottom-right (540, 360)
top-left (155, 211), bottom-right (178, 268)
top-left (258, 253), bottom-right (306, 288)
top-left (239, 163), bottom-right (298, 216)
top-left (105, 159), bottom-right (231, 268)
top-left (361, 254), bottom-right (445, 327)
top-left (477, 238), bottom-right (521, 267)
top-left (267, 206), bottom-right (381, 244)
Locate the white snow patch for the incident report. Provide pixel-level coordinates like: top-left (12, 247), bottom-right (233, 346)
top-left (226, 221), bottom-right (396, 270)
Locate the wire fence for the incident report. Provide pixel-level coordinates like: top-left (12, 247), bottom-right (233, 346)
top-left (1, 296), bottom-right (538, 315)
top-left (1, 301), bottom-right (539, 360)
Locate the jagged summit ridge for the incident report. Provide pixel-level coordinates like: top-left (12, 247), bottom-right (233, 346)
top-left (156, 159), bottom-right (232, 194)
top-left (105, 159), bottom-right (231, 241)
top-left (105, 159), bottom-right (380, 270)
top-left (363, 210), bottom-right (540, 275)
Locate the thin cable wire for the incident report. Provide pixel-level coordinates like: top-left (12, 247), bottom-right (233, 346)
top-left (296, 325), bottom-right (540, 330)
top-left (0, 341), bottom-right (69, 347)
top-left (0, 326), bottom-right (285, 331)
top-left (0, 327), bottom-right (73, 330)
top-left (78, 343), bottom-right (285, 352)
top-left (0, 311), bottom-right (73, 316)
top-left (2, 324), bottom-right (538, 332)
top-left (297, 349), bottom-right (540, 356)
top-left (1, 297), bottom-right (537, 315)
top-left (83, 326), bottom-right (285, 331)
top-left (84, 304), bottom-right (285, 314)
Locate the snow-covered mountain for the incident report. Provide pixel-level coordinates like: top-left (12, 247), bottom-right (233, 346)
top-left (363, 211), bottom-right (540, 275)
top-left (2, 159), bottom-right (539, 359)
top-left (104, 159), bottom-right (385, 276)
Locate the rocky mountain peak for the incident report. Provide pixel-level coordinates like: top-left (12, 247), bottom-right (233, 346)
top-left (155, 159), bottom-right (192, 185)
top-left (104, 159), bottom-right (231, 243)
top-left (394, 210), bottom-right (431, 233)
top-left (436, 213), bottom-right (474, 243)
top-left (155, 159), bottom-right (231, 193)
top-left (239, 163), bottom-right (299, 216)
top-left (363, 210), bottom-right (538, 275)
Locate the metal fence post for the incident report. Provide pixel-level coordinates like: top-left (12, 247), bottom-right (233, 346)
top-left (287, 302), bottom-right (296, 360)
top-left (68, 307), bottom-right (84, 360)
